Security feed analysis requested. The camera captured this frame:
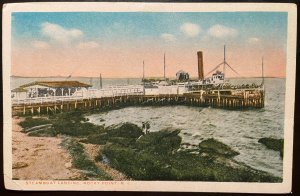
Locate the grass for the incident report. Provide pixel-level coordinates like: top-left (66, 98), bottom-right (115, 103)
top-left (27, 127), bottom-right (58, 137)
top-left (61, 138), bottom-right (112, 180)
top-left (19, 117), bottom-right (51, 129)
top-left (258, 138), bottom-right (284, 158)
top-left (51, 110), bottom-right (105, 137)
top-left (20, 110), bottom-right (105, 137)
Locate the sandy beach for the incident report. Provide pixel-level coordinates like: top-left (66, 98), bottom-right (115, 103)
top-left (12, 117), bottom-right (81, 180)
top-left (12, 116), bottom-right (129, 180)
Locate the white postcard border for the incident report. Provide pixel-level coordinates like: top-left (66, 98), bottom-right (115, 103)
top-left (2, 2), bottom-right (297, 193)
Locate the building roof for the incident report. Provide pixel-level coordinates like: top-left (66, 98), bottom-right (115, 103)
top-left (11, 87), bottom-right (28, 92)
top-left (20, 81), bottom-right (92, 88)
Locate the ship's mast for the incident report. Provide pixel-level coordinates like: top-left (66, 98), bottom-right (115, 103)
top-left (89, 77), bottom-right (93, 86)
top-left (143, 60), bottom-right (145, 80)
top-left (164, 53), bottom-right (166, 80)
top-left (204, 45), bottom-right (239, 79)
top-left (261, 57), bottom-right (264, 86)
top-left (99, 73), bottom-right (103, 89)
top-left (143, 60), bottom-right (145, 95)
top-left (223, 45), bottom-right (226, 83)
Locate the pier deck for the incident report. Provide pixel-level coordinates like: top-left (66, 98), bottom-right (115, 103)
top-left (12, 87), bottom-right (265, 115)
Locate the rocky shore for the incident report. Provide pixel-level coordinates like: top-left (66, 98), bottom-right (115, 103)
top-left (12, 110), bottom-right (282, 182)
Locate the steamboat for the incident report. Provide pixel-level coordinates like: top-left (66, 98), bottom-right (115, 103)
top-left (142, 46), bottom-right (264, 96)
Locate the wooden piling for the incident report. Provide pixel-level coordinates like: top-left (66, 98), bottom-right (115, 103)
top-left (12, 87), bottom-right (265, 116)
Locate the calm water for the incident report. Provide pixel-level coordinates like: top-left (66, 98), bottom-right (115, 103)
top-left (11, 77), bottom-right (285, 177)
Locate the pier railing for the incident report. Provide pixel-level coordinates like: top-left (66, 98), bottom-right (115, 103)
top-left (12, 86), bottom-right (144, 106)
top-left (11, 85), bottom-right (265, 115)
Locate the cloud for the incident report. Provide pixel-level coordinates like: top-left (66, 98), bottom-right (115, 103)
top-left (207, 24), bottom-right (238, 38)
top-left (161, 33), bottom-right (176, 42)
top-left (180, 23), bottom-right (201, 37)
top-left (104, 22), bottom-right (135, 38)
top-left (41, 22), bottom-right (83, 45)
top-left (76, 41), bottom-right (100, 49)
top-left (247, 37), bottom-right (260, 44)
top-left (31, 41), bottom-right (50, 49)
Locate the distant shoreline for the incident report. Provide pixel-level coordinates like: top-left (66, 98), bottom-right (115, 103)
top-left (11, 75), bottom-right (286, 79)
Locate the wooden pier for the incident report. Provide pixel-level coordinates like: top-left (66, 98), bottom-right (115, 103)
top-left (12, 87), bottom-right (264, 116)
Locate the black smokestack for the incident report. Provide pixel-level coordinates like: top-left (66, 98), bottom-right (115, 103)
top-left (197, 51), bottom-right (204, 80)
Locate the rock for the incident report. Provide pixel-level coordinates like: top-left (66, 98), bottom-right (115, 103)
top-left (65, 162), bottom-right (72, 168)
top-left (13, 162), bottom-right (28, 169)
top-left (24, 124), bottom-right (53, 133)
top-left (136, 129), bottom-right (181, 154)
top-left (107, 123), bottom-right (144, 139)
top-left (19, 117), bottom-right (51, 129)
top-left (258, 138), bottom-right (284, 158)
top-left (198, 138), bottom-right (239, 158)
top-left (27, 127), bottom-right (58, 137)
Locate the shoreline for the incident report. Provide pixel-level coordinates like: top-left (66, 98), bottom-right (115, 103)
top-left (12, 116), bottom-right (81, 180)
top-left (12, 116), bottom-right (128, 180)
top-left (11, 111), bottom-right (282, 182)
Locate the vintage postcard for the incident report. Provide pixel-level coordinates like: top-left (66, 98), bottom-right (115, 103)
top-left (2, 2), bottom-right (297, 193)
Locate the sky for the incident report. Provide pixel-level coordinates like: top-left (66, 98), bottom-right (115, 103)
top-left (11, 12), bottom-right (287, 78)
